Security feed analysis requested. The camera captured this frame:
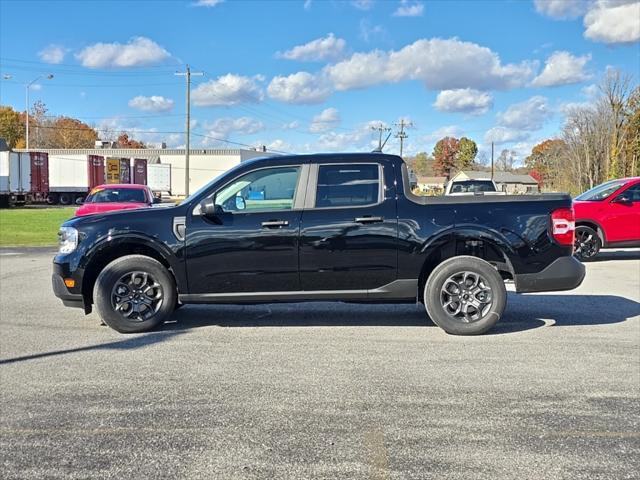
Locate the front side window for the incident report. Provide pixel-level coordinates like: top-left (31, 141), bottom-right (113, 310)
top-left (621, 184), bottom-right (640, 202)
top-left (214, 166), bottom-right (300, 212)
top-left (315, 164), bottom-right (380, 208)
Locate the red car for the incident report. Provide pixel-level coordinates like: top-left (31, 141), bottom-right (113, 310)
top-left (573, 177), bottom-right (640, 260)
top-left (75, 184), bottom-right (157, 217)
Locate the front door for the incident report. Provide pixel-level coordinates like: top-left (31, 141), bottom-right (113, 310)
top-left (186, 165), bottom-right (304, 294)
top-left (299, 160), bottom-right (398, 291)
top-left (607, 183), bottom-right (640, 242)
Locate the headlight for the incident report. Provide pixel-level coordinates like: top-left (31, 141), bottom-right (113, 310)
top-left (58, 227), bottom-right (78, 254)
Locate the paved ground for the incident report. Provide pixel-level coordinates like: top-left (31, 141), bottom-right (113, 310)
top-left (1, 249), bottom-right (639, 480)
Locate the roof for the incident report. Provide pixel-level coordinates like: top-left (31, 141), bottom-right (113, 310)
top-left (456, 170), bottom-right (538, 184)
top-left (416, 176), bottom-right (447, 184)
top-left (92, 184), bottom-right (150, 189)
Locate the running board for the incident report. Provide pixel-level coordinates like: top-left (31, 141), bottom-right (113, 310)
top-left (179, 279), bottom-right (418, 304)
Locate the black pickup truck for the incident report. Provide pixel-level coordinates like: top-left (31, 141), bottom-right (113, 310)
top-left (53, 153), bottom-right (585, 335)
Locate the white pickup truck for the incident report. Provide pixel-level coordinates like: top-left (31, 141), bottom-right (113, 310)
top-left (444, 178), bottom-right (506, 196)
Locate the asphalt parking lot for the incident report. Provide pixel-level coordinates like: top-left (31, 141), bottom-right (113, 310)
top-left (1, 249), bottom-right (639, 480)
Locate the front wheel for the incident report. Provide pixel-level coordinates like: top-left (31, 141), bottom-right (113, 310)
top-left (574, 226), bottom-right (601, 261)
top-left (93, 255), bottom-right (176, 333)
top-left (424, 256), bottom-right (507, 335)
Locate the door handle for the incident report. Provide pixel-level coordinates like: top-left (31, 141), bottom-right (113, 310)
top-left (354, 216), bottom-right (384, 224)
top-left (261, 220), bottom-right (289, 228)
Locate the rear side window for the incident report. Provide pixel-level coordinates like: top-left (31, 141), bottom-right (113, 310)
top-left (315, 164), bottom-right (380, 208)
top-left (623, 184), bottom-right (640, 202)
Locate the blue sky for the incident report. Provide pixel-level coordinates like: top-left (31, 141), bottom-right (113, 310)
top-left (1, 0), bottom-right (638, 161)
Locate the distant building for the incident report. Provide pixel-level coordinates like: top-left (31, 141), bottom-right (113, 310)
top-left (451, 171), bottom-right (539, 194)
top-left (416, 176), bottom-right (447, 193)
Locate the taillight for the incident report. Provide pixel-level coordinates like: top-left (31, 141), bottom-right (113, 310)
top-left (551, 207), bottom-right (575, 246)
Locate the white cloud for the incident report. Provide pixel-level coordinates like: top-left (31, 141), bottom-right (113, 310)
top-left (75, 37), bottom-right (171, 68)
top-left (277, 33), bottom-right (346, 61)
top-left (359, 19), bottom-right (386, 42)
top-left (128, 95), bottom-right (174, 112)
top-left (267, 139), bottom-right (294, 152)
top-left (352, 0), bottom-right (373, 10)
top-left (484, 127), bottom-right (530, 145)
top-left (192, 0), bottom-right (224, 6)
top-left (38, 44), bottom-right (66, 64)
top-left (584, 1), bottom-right (640, 44)
top-left (532, 51), bottom-right (592, 87)
top-left (267, 71), bottom-right (332, 104)
top-left (309, 108), bottom-right (341, 133)
top-left (433, 89), bottom-right (493, 115)
top-left (30, 84), bottom-right (42, 91)
top-left (281, 121), bottom-right (301, 130)
top-left (533, 0), bottom-right (589, 19)
top-left (535, 0), bottom-right (640, 45)
top-left (192, 74), bottom-right (263, 107)
top-left (324, 38), bottom-right (536, 92)
top-left (422, 125), bottom-right (465, 142)
top-left (203, 117), bottom-right (265, 139)
top-left (393, 0), bottom-right (424, 17)
top-left (496, 96), bottom-right (552, 130)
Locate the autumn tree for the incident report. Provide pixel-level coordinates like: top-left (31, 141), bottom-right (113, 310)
top-left (457, 137), bottom-right (478, 169)
top-left (46, 117), bottom-right (98, 148)
top-left (0, 106), bottom-right (24, 148)
top-left (433, 137), bottom-right (460, 177)
top-left (117, 132), bottom-right (145, 149)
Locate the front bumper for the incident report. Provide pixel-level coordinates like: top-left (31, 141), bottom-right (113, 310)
top-left (52, 261), bottom-right (85, 309)
top-left (515, 255), bottom-right (586, 293)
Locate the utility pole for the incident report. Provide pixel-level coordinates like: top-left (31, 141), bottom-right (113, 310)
top-left (394, 119), bottom-right (413, 158)
top-left (175, 65), bottom-right (203, 197)
top-left (370, 123), bottom-right (391, 152)
top-left (491, 141), bottom-right (494, 180)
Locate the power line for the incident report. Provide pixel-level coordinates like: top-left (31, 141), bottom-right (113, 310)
top-left (394, 119), bottom-right (414, 157)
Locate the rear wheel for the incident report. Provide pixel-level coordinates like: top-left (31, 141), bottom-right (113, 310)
top-left (46, 193), bottom-right (59, 205)
top-left (574, 225), bottom-right (601, 261)
top-left (93, 255), bottom-right (176, 333)
top-left (424, 256), bottom-right (506, 335)
top-left (58, 193), bottom-right (72, 205)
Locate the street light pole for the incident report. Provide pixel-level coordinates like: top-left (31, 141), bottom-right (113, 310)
top-left (25, 74), bottom-right (53, 150)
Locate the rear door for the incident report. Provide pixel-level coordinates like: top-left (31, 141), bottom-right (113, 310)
top-left (607, 182), bottom-right (640, 242)
top-left (299, 159), bottom-right (398, 291)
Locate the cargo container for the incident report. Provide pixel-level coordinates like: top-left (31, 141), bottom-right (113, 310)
top-left (133, 158), bottom-right (147, 185)
top-left (147, 163), bottom-right (171, 195)
top-left (0, 151), bottom-right (49, 206)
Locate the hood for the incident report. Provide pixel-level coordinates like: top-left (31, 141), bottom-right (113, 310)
top-left (75, 202), bottom-right (148, 216)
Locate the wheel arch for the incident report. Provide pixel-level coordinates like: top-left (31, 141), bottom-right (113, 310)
top-left (81, 235), bottom-right (181, 306)
top-left (416, 228), bottom-right (515, 302)
top-left (575, 219), bottom-right (606, 245)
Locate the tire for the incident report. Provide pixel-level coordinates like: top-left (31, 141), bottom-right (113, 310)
top-left (574, 225), bottom-right (601, 261)
top-left (59, 193), bottom-right (72, 205)
top-left (93, 255), bottom-right (176, 333)
top-left (74, 195), bottom-right (85, 205)
top-left (424, 256), bottom-right (507, 335)
top-left (46, 193), bottom-right (59, 205)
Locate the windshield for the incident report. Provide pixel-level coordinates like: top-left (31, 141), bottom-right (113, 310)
top-left (86, 187), bottom-right (147, 203)
top-left (575, 180), bottom-right (626, 201)
top-left (451, 180), bottom-right (496, 193)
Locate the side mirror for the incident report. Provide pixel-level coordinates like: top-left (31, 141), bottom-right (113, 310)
top-left (200, 198), bottom-right (225, 223)
top-left (613, 194), bottom-right (632, 205)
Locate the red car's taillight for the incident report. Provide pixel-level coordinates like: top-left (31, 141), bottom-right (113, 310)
top-left (551, 207), bottom-right (575, 246)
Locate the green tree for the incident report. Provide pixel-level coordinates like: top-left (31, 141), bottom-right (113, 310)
top-left (457, 137), bottom-right (477, 169)
top-left (0, 106), bottom-right (25, 148)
